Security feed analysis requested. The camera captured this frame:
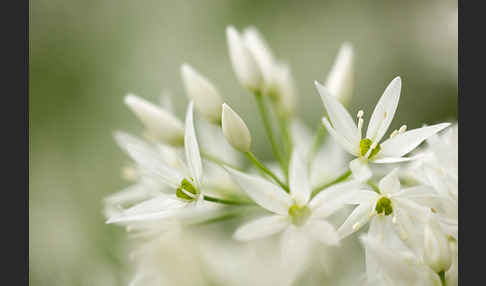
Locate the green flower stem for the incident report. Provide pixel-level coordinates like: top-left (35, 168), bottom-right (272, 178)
top-left (245, 151), bottom-right (290, 193)
top-left (367, 179), bottom-right (381, 194)
top-left (203, 195), bottom-right (254, 206)
top-left (438, 271), bottom-right (446, 286)
top-left (201, 151), bottom-right (241, 170)
top-left (311, 123), bottom-right (326, 156)
top-left (254, 90), bottom-right (286, 174)
top-left (278, 114), bottom-right (292, 173)
top-left (311, 170), bottom-right (352, 198)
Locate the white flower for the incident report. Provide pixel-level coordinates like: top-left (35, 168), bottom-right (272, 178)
top-left (325, 43), bottom-right (354, 105)
top-left (226, 26), bottom-right (262, 91)
top-left (226, 149), bottom-right (361, 245)
top-left (221, 103), bottom-right (252, 152)
top-left (124, 94), bottom-right (185, 146)
top-left (338, 168), bottom-right (440, 251)
top-left (315, 76), bottom-right (451, 181)
top-left (423, 212), bottom-right (452, 273)
top-left (107, 101), bottom-right (206, 223)
top-left (180, 63), bottom-right (224, 123)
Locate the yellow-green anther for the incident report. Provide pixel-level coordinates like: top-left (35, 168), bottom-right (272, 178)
top-left (288, 205), bottom-right (311, 226)
top-left (176, 178), bottom-right (199, 201)
top-left (375, 197), bottom-right (393, 216)
top-left (359, 138), bottom-right (381, 159)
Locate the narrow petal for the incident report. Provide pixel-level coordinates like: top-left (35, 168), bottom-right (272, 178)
top-left (322, 117), bottom-right (359, 156)
top-left (337, 202), bottom-right (374, 239)
top-left (325, 43), bottom-right (354, 105)
top-left (335, 189), bottom-right (379, 205)
top-left (315, 81), bottom-right (360, 144)
top-left (242, 27), bottom-right (275, 85)
top-left (378, 168), bottom-right (401, 195)
top-left (114, 132), bottom-right (183, 188)
top-left (224, 166), bottom-right (292, 215)
top-left (307, 219), bottom-right (340, 246)
top-left (289, 149), bottom-right (311, 205)
top-left (379, 123), bottom-right (451, 158)
top-left (349, 158), bottom-right (372, 181)
top-left (310, 180), bottom-right (364, 218)
top-left (372, 156), bottom-right (422, 164)
top-left (233, 215), bottom-right (289, 241)
top-left (366, 77), bottom-right (401, 143)
top-left (184, 101), bottom-right (203, 187)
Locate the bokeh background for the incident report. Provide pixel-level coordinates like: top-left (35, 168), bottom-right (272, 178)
top-left (30, 0), bottom-right (457, 285)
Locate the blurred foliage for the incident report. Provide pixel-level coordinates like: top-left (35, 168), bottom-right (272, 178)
top-left (29, 0), bottom-right (457, 285)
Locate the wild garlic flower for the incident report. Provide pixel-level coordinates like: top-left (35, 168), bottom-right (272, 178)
top-left (316, 76), bottom-right (451, 180)
top-left (221, 103), bottom-right (252, 152)
top-left (325, 43), bottom-right (354, 105)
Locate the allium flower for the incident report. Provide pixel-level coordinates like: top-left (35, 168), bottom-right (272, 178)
top-left (324, 43), bottom-right (354, 105)
top-left (315, 76), bottom-right (451, 180)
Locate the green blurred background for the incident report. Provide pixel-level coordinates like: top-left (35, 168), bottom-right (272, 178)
top-left (29, 0), bottom-right (457, 285)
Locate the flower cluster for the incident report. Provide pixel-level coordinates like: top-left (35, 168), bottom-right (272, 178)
top-left (105, 26), bottom-right (457, 286)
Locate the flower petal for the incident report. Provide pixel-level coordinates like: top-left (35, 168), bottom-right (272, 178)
top-left (114, 131), bottom-right (183, 188)
top-left (289, 149), bottom-right (311, 205)
top-left (378, 168), bottom-right (401, 195)
top-left (307, 219), bottom-right (340, 246)
top-left (224, 166), bottom-right (292, 215)
top-left (315, 81), bottom-right (360, 144)
top-left (372, 156), bottom-right (422, 164)
top-left (378, 123), bottom-right (451, 158)
top-left (349, 158), bottom-right (372, 181)
top-left (337, 202), bottom-right (374, 239)
top-left (366, 77), bottom-right (401, 143)
top-left (309, 180), bottom-right (364, 218)
top-left (322, 117), bottom-right (359, 156)
top-left (184, 101), bottom-right (203, 187)
top-left (233, 215), bottom-right (289, 241)
top-left (325, 43), bottom-right (354, 105)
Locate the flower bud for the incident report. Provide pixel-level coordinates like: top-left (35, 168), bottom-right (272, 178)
top-left (423, 214), bottom-right (452, 273)
top-left (180, 64), bottom-right (223, 123)
top-left (221, 103), bottom-right (251, 152)
top-left (226, 26), bottom-right (262, 91)
top-left (124, 94), bottom-right (184, 146)
top-left (325, 43), bottom-right (354, 105)
top-left (242, 27), bottom-right (274, 86)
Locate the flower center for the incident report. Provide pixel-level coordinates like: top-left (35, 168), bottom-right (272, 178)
top-left (375, 196), bottom-right (393, 216)
top-left (176, 178), bottom-right (200, 201)
top-left (288, 205), bottom-right (311, 226)
top-left (359, 138), bottom-right (381, 159)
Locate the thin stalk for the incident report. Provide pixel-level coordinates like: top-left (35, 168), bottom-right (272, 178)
top-left (438, 271), bottom-right (446, 286)
top-left (245, 151), bottom-right (290, 193)
top-left (311, 170), bottom-right (352, 197)
top-left (278, 114), bottom-right (292, 174)
top-left (254, 91), bottom-right (286, 173)
top-left (203, 195), bottom-right (254, 206)
top-left (201, 151), bottom-right (241, 170)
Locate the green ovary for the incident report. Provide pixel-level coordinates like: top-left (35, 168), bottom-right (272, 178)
top-left (359, 138), bottom-right (381, 159)
top-left (176, 178), bottom-right (199, 201)
top-left (288, 205), bottom-right (311, 226)
top-left (375, 197), bottom-right (393, 216)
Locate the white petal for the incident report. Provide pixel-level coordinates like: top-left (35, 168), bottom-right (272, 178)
top-left (379, 123), bottom-right (451, 158)
top-left (336, 189), bottom-right (379, 205)
top-left (337, 202), bottom-right (374, 238)
top-left (378, 168), bottom-right (401, 195)
top-left (322, 117), bottom-right (359, 156)
top-left (307, 219), bottom-right (340, 246)
top-left (114, 132), bottom-right (183, 188)
top-left (310, 180), bottom-right (364, 218)
top-left (349, 158), bottom-right (372, 181)
top-left (124, 94), bottom-right (184, 145)
top-left (325, 43), bottom-right (354, 105)
top-left (289, 149), bottom-right (311, 205)
top-left (221, 103), bottom-right (252, 152)
top-left (224, 166), bottom-right (292, 215)
top-left (372, 156), bottom-right (422, 164)
top-left (184, 101), bottom-right (203, 187)
top-left (233, 215), bottom-right (289, 241)
top-left (315, 81), bottom-right (360, 144)
top-left (226, 26), bottom-right (262, 90)
top-left (180, 64), bottom-right (223, 122)
top-left (242, 27), bottom-right (275, 85)
top-left (366, 77), bottom-right (401, 143)
top-left (280, 226), bottom-right (313, 272)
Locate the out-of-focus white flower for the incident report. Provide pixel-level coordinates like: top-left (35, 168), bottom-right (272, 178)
top-left (316, 77), bottom-right (451, 181)
top-left (325, 43), bottom-right (354, 105)
top-left (180, 63), bottom-right (224, 123)
top-left (445, 239), bottom-right (458, 286)
top-left (226, 26), bottom-right (262, 91)
top-left (221, 103), bottom-right (252, 152)
top-left (226, 150), bottom-right (362, 245)
top-left (423, 213), bottom-right (452, 273)
top-left (124, 94), bottom-right (185, 146)
top-left (360, 234), bottom-right (442, 286)
top-left (338, 169), bottom-right (440, 252)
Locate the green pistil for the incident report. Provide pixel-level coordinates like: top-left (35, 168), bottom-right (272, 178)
top-left (288, 205), bottom-right (311, 226)
top-left (176, 178), bottom-right (199, 201)
top-left (375, 197), bottom-right (393, 216)
top-left (359, 138), bottom-right (381, 159)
